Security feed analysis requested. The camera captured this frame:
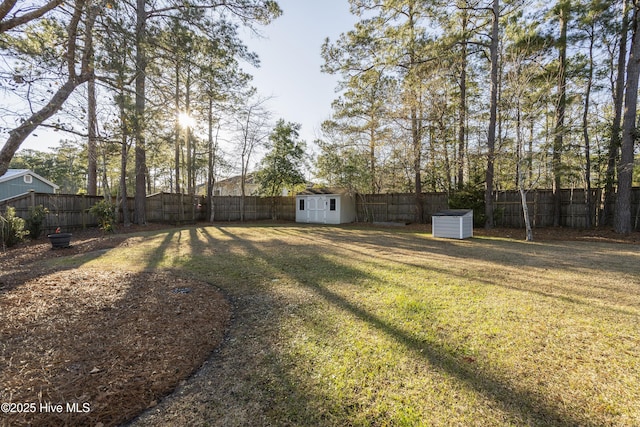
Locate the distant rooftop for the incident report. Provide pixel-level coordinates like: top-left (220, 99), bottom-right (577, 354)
top-left (0, 169), bottom-right (59, 189)
top-left (0, 169), bottom-right (30, 179)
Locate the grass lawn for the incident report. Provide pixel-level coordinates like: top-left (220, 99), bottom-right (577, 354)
top-left (53, 224), bottom-right (640, 426)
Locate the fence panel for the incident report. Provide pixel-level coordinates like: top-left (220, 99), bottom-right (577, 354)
top-left (145, 193), bottom-right (207, 223)
top-left (211, 196), bottom-right (239, 221)
top-left (356, 193), bottom-right (448, 223)
top-left (0, 192), bottom-right (104, 233)
top-left (493, 188), bottom-right (623, 229)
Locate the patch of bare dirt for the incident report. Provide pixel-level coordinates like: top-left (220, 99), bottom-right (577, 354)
top-left (0, 225), bottom-right (230, 427)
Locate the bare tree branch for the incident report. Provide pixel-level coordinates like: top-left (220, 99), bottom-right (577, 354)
top-left (0, 0), bottom-right (63, 33)
top-left (0, 0), bottom-right (94, 177)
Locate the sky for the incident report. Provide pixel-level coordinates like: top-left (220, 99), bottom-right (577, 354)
top-left (16, 0), bottom-right (357, 158)
top-left (241, 0), bottom-right (357, 152)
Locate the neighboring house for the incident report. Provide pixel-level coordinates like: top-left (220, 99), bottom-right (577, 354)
top-left (0, 169), bottom-right (59, 201)
top-left (211, 173), bottom-right (260, 196)
top-left (296, 188), bottom-right (356, 224)
top-left (209, 173), bottom-right (291, 197)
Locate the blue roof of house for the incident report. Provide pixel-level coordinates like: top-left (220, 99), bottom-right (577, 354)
top-left (0, 169), bottom-right (28, 180)
top-left (0, 169), bottom-right (59, 189)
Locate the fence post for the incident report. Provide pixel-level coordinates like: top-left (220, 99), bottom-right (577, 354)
top-left (179, 193), bottom-right (184, 223)
top-left (161, 192), bottom-right (165, 222)
top-left (81, 194), bottom-right (86, 230)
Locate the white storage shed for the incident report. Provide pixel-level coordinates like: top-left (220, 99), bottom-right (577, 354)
top-left (432, 209), bottom-right (473, 239)
top-left (296, 188), bottom-right (356, 225)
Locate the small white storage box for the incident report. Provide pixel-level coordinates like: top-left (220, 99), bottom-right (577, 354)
top-left (432, 209), bottom-right (473, 239)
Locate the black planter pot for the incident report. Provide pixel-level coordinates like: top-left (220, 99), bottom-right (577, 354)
top-left (47, 232), bottom-right (72, 249)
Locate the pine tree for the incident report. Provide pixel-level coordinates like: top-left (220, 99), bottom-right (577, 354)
top-left (256, 120), bottom-right (306, 197)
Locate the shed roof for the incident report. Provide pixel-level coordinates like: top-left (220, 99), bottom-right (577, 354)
top-left (432, 209), bottom-right (473, 217)
top-left (297, 187), bottom-right (350, 196)
top-left (0, 169), bottom-right (59, 189)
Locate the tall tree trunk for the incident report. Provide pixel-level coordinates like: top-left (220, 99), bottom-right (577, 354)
top-left (174, 62), bottom-right (181, 193)
top-left (87, 75), bottom-right (98, 195)
top-left (86, 0), bottom-right (97, 195)
top-left (582, 23), bottom-right (595, 229)
top-left (207, 98), bottom-right (217, 222)
top-left (100, 150), bottom-right (110, 198)
top-left (428, 125), bottom-right (437, 190)
top-left (240, 110), bottom-right (251, 222)
top-left (412, 103), bottom-right (423, 222)
top-left (186, 68), bottom-right (193, 195)
top-left (118, 84), bottom-right (131, 227)
top-left (457, 5), bottom-right (469, 190)
top-left (515, 88), bottom-right (522, 188)
top-left (369, 125), bottom-right (376, 193)
top-left (403, 3), bottom-right (423, 222)
top-left (615, 4), bottom-right (640, 234)
top-left (516, 86), bottom-right (533, 240)
top-left (552, 1), bottom-right (569, 227)
top-left (527, 119), bottom-right (534, 184)
top-left (134, 0), bottom-right (147, 225)
top-left (120, 136), bottom-right (130, 227)
top-left (520, 186), bottom-right (533, 241)
top-left (485, 0), bottom-right (499, 229)
top-left (602, 0), bottom-right (629, 226)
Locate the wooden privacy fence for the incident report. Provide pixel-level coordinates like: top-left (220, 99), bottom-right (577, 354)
top-left (356, 192), bottom-right (449, 223)
top-left (208, 195), bottom-right (296, 221)
top-left (145, 192), bottom-right (202, 223)
top-left (494, 188), bottom-right (640, 229)
top-left (0, 191), bottom-right (297, 232)
top-left (357, 189), bottom-right (640, 229)
top-left (145, 193), bottom-right (296, 223)
top-left (0, 191), bottom-right (106, 234)
top-left (1, 188), bottom-right (639, 231)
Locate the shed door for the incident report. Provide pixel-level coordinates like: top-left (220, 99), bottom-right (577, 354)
top-left (307, 196), bottom-right (326, 223)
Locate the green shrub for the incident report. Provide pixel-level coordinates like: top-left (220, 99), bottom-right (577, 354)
top-left (1, 206), bottom-right (28, 248)
top-left (89, 200), bottom-right (116, 233)
top-left (449, 183), bottom-right (486, 227)
top-left (25, 205), bottom-right (49, 239)
top-left (449, 182), bottom-right (508, 227)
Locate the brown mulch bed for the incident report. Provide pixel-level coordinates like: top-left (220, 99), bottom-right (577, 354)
top-left (0, 225), bottom-right (230, 427)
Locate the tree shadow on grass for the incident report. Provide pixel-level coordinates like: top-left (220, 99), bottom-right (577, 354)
top-left (196, 225), bottom-right (598, 426)
top-left (285, 225), bottom-right (640, 317)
